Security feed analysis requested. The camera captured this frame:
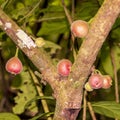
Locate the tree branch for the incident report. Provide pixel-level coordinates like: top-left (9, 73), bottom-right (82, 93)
top-left (0, 0), bottom-right (120, 120)
top-left (0, 7), bottom-right (59, 91)
top-left (53, 0), bottom-right (120, 119)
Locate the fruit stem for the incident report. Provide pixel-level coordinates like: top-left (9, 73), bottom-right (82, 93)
top-left (87, 102), bottom-right (97, 120)
top-left (82, 90), bottom-right (87, 120)
top-left (93, 69), bottom-right (102, 75)
top-left (15, 47), bottom-right (19, 57)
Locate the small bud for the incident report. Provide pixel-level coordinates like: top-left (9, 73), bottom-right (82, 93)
top-left (85, 82), bottom-right (93, 92)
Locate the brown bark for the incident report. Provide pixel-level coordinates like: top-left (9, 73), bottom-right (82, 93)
top-left (54, 0), bottom-right (120, 119)
top-left (0, 0), bottom-right (120, 120)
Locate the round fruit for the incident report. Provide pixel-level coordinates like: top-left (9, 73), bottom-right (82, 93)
top-left (5, 57), bottom-right (23, 75)
top-left (88, 74), bottom-right (103, 89)
top-left (102, 75), bottom-right (112, 89)
top-left (57, 59), bottom-right (72, 76)
top-left (71, 20), bottom-right (89, 38)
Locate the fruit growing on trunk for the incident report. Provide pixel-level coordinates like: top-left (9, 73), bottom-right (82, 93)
top-left (71, 20), bottom-right (89, 38)
top-left (57, 59), bottom-right (72, 76)
top-left (88, 74), bottom-right (103, 89)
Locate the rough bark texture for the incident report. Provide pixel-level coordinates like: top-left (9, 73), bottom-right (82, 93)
top-left (53, 0), bottom-right (120, 119)
top-left (0, 0), bottom-right (120, 120)
top-left (0, 8), bottom-right (60, 91)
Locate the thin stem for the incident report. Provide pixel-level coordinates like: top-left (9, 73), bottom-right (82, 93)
top-left (110, 47), bottom-right (119, 103)
top-left (1, 0), bottom-right (10, 9)
top-left (15, 47), bottom-right (19, 57)
top-left (71, 0), bottom-right (75, 20)
top-left (61, 0), bottom-right (76, 59)
top-left (61, 0), bottom-right (73, 25)
top-left (110, 47), bottom-right (119, 120)
top-left (82, 90), bottom-right (87, 120)
top-left (37, 16), bottom-right (65, 22)
top-left (28, 68), bottom-right (52, 120)
top-left (87, 102), bottom-right (97, 120)
top-left (18, 0), bottom-right (42, 22)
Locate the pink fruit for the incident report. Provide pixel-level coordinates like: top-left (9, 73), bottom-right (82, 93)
top-left (71, 20), bottom-right (89, 38)
top-left (88, 74), bottom-right (103, 89)
top-left (57, 59), bottom-right (72, 76)
top-left (5, 57), bottom-right (23, 75)
top-left (102, 75), bottom-right (112, 89)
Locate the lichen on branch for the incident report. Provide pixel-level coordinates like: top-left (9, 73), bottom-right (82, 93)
top-left (0, 0), bottom-right (120, 120)
top-left (0, 7), bottom-right (59, 90)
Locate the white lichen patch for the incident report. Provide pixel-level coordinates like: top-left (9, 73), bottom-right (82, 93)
top-left (4, 22), bottom-right (12, 30)
top-left (16, 29), bottom-right (36, 49)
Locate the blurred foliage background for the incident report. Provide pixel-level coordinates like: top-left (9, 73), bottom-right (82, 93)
top-left (0, 0), bottom-right (120, 120)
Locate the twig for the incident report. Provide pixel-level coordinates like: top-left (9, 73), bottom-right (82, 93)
top-left (87, 102), bottom-right (97, 120)
top-left (61, 0), bottom-right (72, 25)
top-left (82, 90), bottom-right (87, 120)
top-left (18, 0), bottom-right (42, 22)
top-left (110, 47), bottom-right (119, 103)
top-left (28, 68), bottom-right (52, 120)
top-left (37, 16), bottom-right (65, 22)
top-left (71, 0), bottom-right (75, 20)
top-left (61, 0), bottom-right (76, 58)
top-left (110, 46), bottom-right (119, 120)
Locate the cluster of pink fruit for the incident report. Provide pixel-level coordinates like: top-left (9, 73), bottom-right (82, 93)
top-left (57, 59), bottom-right (112, 91)
top-left (85, 73), bottom-right (112, 91)
top-left (5, 57), bottom-right (112, 91)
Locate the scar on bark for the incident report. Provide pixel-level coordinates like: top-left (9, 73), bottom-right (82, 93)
top-left (62, 108), bottom-right (80, 120)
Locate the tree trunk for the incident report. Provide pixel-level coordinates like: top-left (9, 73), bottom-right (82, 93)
top-left (0, 0), bottom-right (120, 119)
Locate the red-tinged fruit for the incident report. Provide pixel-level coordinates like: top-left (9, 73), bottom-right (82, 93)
top-left (57, 59), bottom-right (72, 76)
top-left (71, 20), bottom-right (89, 38)
top-left (102, 75), bottom-right (112, 89)
top-left (5, 57), bottom-right (23, 75)
top-left (88, 74), bottom-right (103, 89)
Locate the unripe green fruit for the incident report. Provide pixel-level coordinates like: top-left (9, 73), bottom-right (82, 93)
top-left (71, 20), bottom-right (89, 38)
top-left (5, 57), bottom-right (23, 75)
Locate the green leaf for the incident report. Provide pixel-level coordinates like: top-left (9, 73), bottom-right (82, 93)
top-left (0, 113), bottom-right (20, 120)
top-left (112, 45), bottom-right (120, 71)
top-left (25, 96), bottom-right (54, 109)
top-left (29, 112), bottom-right (54, 120)
top-left (35, 37), bottom-right (61, 54)
top-left (37, 20), bottom-right (68, 36)
top-left (12, 71), bottom-right (38, 114)
top-left (92, 101), bottom-right (120, 119)
top-left (97, 0), bottom-right (104, 5)
top-left (112, 17), bottom-right (120, 30)
top-left (100, 43), bottom-right (120, 77)
top-left (111, 27), bottom-right (120, 40)
top-left (100, 43), bottom-right (113, 77)
top-left (50, 0), bottom-right (70, 6)
top-left (37, 5), bottom-right (69, 36)
top-left (75, 0), bottom-right (99, 20)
